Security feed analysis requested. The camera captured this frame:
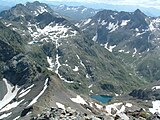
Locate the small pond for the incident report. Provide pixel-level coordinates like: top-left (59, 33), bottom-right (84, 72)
top-left (91, 95), bottom-right (112, 104)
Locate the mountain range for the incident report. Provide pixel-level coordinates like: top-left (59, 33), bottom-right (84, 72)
top-left (50, 4), bottom-right (99, 20)
top-left (77, 9), bottom-right (160, 82)
top-left (0, 1), bottom-right (160, 120)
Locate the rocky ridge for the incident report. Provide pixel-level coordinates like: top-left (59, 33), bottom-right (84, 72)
top-left (76, 9), bottom-right (160, 82)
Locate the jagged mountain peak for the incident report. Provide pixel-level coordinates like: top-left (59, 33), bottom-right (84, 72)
top-left (133, 9), bottom-right (147, 19)
top-left (13, 3), bottom-right (25, 8)
top-left (94, 9), bottom-right (147, 20)
top-left (26, 1), bottom-right (43, 6)
top-left (134, 9), bottom-right (143, 14)
top-left (25, 1), bottom-right (52, 13)
top-left (0, 1), bottom-right (59, 21)
top-left (94, 9), bottom-right (118, 19)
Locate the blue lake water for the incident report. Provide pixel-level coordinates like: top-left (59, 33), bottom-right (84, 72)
top-left (91, 95), bottom-right (112, 104)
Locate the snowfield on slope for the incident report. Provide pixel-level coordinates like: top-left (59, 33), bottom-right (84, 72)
top-left (70, 95), bottom-right (87, 105)
top-left (27, 23), bottom-right (78, 43)
top-left (27, 78), bottom-right (49, 107)
top-left (56, 102), bottom-right (65, 110)
top-left (149, 100), bottom-right (160, 114)
top-left (0, 78), bottom-right (20, 110)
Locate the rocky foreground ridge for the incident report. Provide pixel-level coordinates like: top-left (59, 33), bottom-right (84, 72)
top-left (29, 102), bottom-right (160, 120)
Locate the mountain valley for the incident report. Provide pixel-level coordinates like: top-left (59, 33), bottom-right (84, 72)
top-left (0, 1), bottom-right (160, 120)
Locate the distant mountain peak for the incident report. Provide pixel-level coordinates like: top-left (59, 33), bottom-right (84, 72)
top-left (26, 1), bottom-right (42, 5)
top-left (134, 8), bottom-right (146, 16)
top-left (32, 1), bottom-right (41, 4)
top-left (93, 9), bottom-right (118, 20)
top-left (51, 4), bottom-right (99, 20)
top-left (134, 9), bottom-right (142, 13)
top-left (12, 3), bottom-right (25, 10)
top-left (0, 1), bottom-right (60, 20)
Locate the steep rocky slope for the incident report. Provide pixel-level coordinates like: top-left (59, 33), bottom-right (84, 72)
top-left (77, 9), bottom-right (160, 82)
top-left (0, 21), bottom-right (50, 120)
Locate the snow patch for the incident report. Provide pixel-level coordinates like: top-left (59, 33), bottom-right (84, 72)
top-left (63, 79), bottom-right (74, 84)
top-left (135, 28), bottom-right (139, 32)
top-left (152, 86), bottom-right (160, 90)
top-left (19, 89), bottom-right (31, 98)
top-left (33, 11), bottom-right (39, 16)
top-left (106, 22), bottom-right (119, 32)
top-left (0, 78), bottom-right (20, 110)
top-left (88, 84), bottom-right (93, 88)
top-left (28, 40), bottom-right (40, 45)
top-left (105, 102), bottom-right (123, 115)
top-left (98, 19), bottom-right (101, 23)
top-left (148, 18), bottom-right (160, 31)
top-left (91, 23), bottom-right (95, 26)
top-left (90, 90), bottom-right (93, 93)
top-left (47, 56), bottom-right (54, 71)
top-left (37, 6), bottom-right (48, 14)
top-left (6, 23), bottom-right (12, 27)
top-left (136, 32), bottom-right (146, 36)
top-left (13, 116), bottom-right (20, 120)
top-left (55, 53), bottom-right (61, 74)
top-left (75, 23), bottom-right (80, 28)
top-left (149, 100), bottom-right (160, 114)
top-left (118, 50), bottom-right (124, 53)
top-left (125, 51), bottom-right (130, 54)
top-left (86, 74), bottom-right (90, 79)
top-left (92, 33), bottom-right (98, 42)
top-left (66, 7), bottom-right (79, 11)
top-left (81, 8), bottom-right (87, 13)
top-left (105, 102), bottom-right (129, 119)
top-left (95, 103), bottom-right (103, 109)
top-left (101, 20), bottom-right (107, 26)
top-left (19, 84), bottom-right (34, 95)
top-left (119, 105), bottom-right (126, 112)
top-left (121, 20), bottom-right (130, 26)
top-left (110, 15), bottom-right (114, 19)
top-left (56, 102), bottom-right (65, 110)
top-left (104, 43), bottom-right (116, 52)
top-left (126, 103), bottom-right (132, 107)
top-left (132, 48), bottom-right (137, 57)
top-left (70, 95), bottom-right (87, 105)
top-left (115, 93), bottom-right (119, 96)
top-left (19, 84), bottom-right (34, 98)
top-left (76, 55), bottom-right (85, 68)
top-left (0, 99), bottom-right (24, 112)
top-left (27, 78), bottom-right (49, 107)
top-left (0, 112), bottom-right (12, 119)
top-left (28, 23), bottom-right (77, 41)
top-left (149, 21), bottom-right (156, 31)
top-left (73, 66), bottom-right (79, 72)
top-left (83, 19), bottom-right (92, 25)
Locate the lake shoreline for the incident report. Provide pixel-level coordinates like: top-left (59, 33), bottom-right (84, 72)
top-left (90, 95), bottom-right (113, 104)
